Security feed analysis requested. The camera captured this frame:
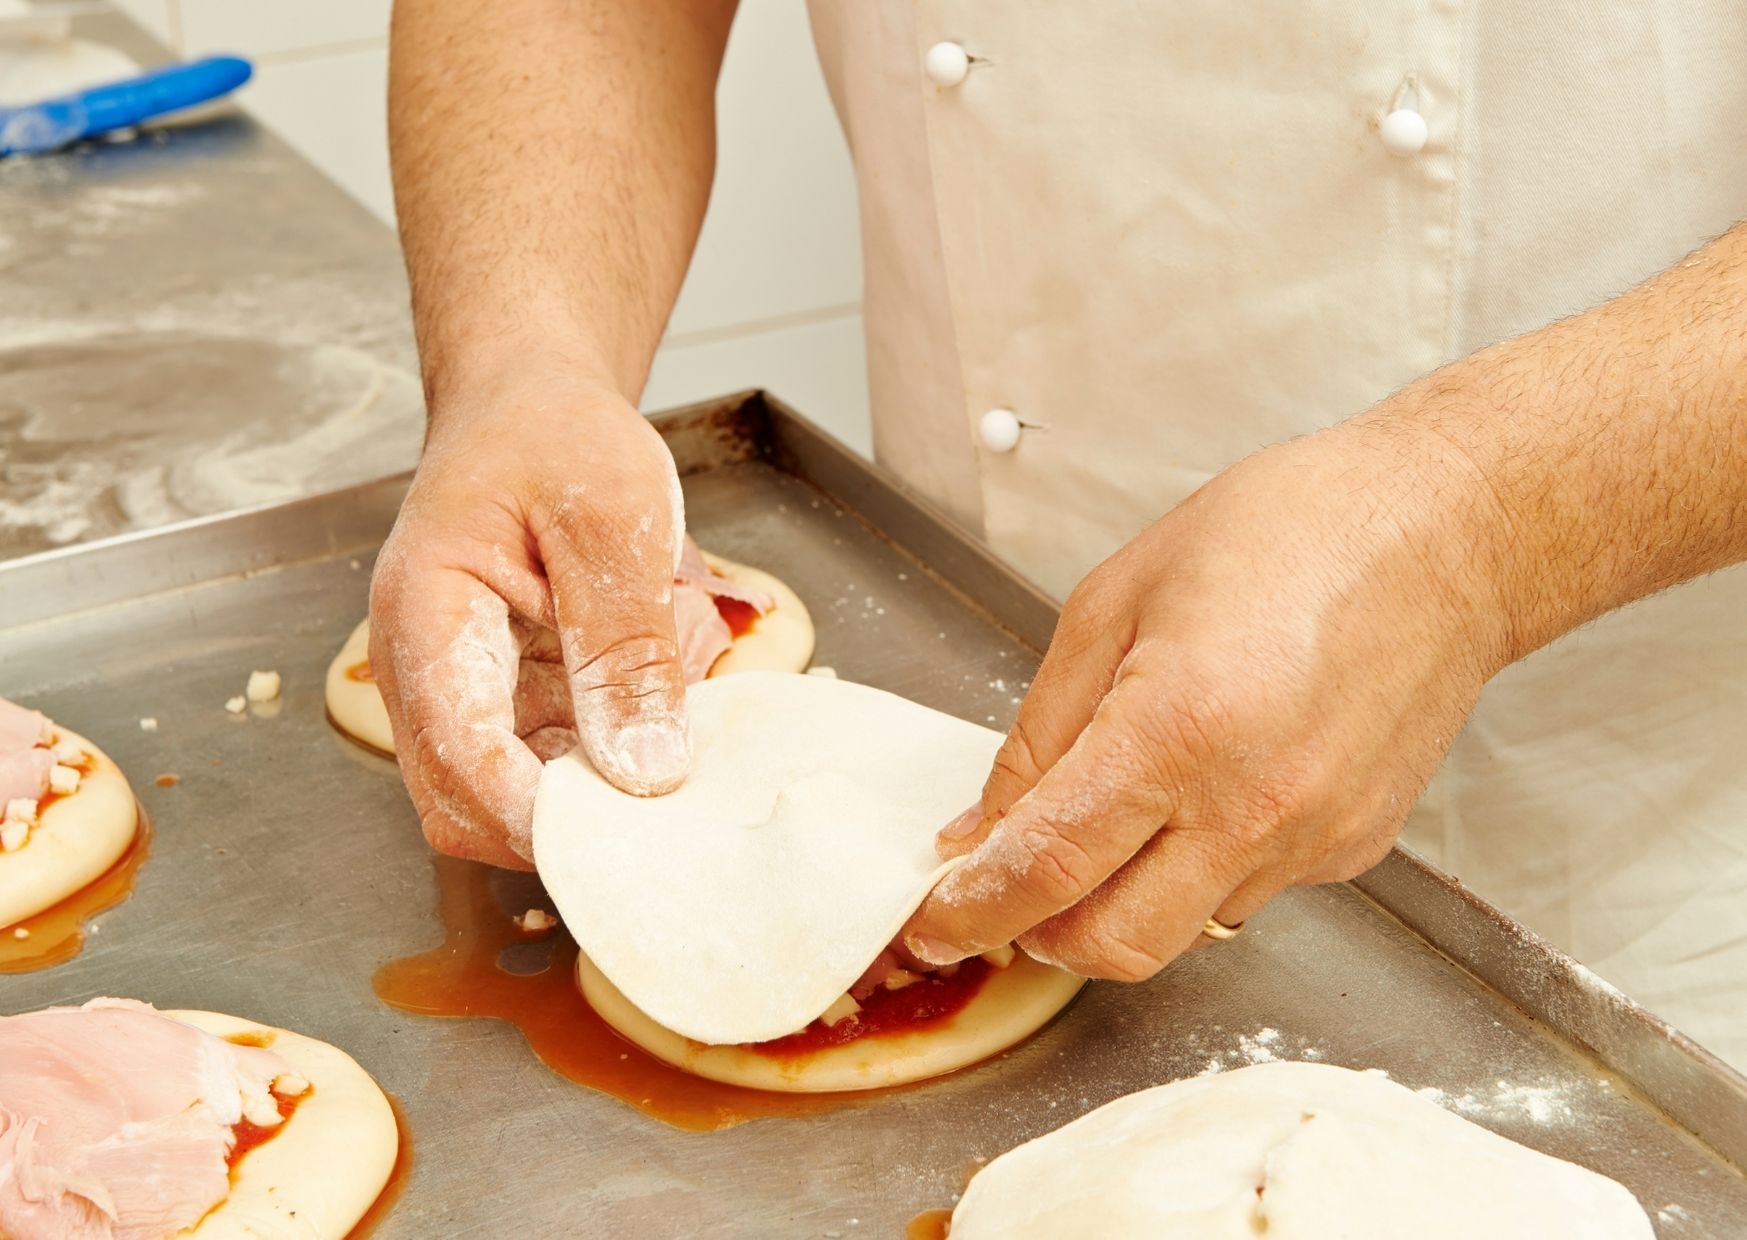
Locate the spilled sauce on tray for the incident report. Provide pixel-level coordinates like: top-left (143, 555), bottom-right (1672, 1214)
top-left (373, 856), bottom-right (915, 1132)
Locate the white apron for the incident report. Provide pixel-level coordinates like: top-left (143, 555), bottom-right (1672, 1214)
top-left (806, 0), bottom-right (1747, 1069)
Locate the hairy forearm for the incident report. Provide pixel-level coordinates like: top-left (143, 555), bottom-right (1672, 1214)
top-left (1365, 222), bottom-right (1747, 664)
top-left (388, 0), bottom-right (736, 413)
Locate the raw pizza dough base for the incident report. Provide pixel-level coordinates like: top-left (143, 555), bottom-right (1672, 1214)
top-left (169, 1010), bottom-right (399, 1240)
top-left (324, 620), bottom-right (394, 755)
top-left (534, 671), bottom-right (1005, 1046)
top-left (0, 726), bottom-right (138, 928)
top-left (577, 948), bottom-right (1083, 1093)
top-left (324, 554), bottom-right (813, 755)
top-left (948, 1060), bottom-right (1654, 1239)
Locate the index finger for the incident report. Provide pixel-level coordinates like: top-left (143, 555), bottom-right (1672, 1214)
top-left (903, 678), bottom-right (1176, 964)
top-left (371, 563), bottom-right (542, 866)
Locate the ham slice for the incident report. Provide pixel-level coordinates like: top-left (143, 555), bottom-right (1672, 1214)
top-left (0, 699), bottom-right (47, 752)
top-left (0, 999), bottom-right (294, 1240)
top-left (0, 747), bottom-right (52, 805)
top-left (672, 538), bottom-right (775, 683)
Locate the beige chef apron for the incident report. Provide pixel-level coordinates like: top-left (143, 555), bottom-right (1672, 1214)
top-left (805, 0), bottom-right (1747, 1070)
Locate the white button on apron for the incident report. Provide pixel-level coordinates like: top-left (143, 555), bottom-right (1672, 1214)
top-left (924, 41), bottom-right (970, 87)
top-left (1379, 106), bottom-right (1428, 155)
top-left (978, 407), bottom-right (1022, 453)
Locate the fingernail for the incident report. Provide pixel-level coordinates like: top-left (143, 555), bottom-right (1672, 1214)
top-left (905, 935), bottom-right (969, 967)
top-left (939, 804), bottom-right (984, 840)
top-left (606, 721), bottom-right (690, 795)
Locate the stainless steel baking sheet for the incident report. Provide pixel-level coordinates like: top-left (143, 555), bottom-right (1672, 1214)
top-left (2, 393), bottom-right (1742, 1237)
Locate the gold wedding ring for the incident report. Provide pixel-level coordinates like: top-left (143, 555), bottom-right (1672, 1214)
top-left (1201, 916), bottom-right (1244, 941)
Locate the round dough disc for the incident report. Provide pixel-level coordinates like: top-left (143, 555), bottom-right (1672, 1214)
top-left (168, 1009), bottom-right (400, 1240)
top-left (699, 552), bottom-right (815, 675)
top-left (325, 553), bottom-right (813, 754)
top-left (948, 1060), bottom-right (1654, 1239)
top-left (324, 619), bottom-right (394, 755)
top-left (577, 948), bottom-right (1084, 1093)
top-left (0, 726), bottom-right (138, 928)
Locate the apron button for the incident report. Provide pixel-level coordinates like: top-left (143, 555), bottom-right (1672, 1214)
top-left (1380, 107), bottom-right (1428, 155)
top-left (979, 408), bottom-right (1022, 453)
top-left (925, 41), bottom-right (970, 87)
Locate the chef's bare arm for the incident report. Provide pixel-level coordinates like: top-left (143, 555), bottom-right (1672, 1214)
top-left (903, 220), bottom-right (1747, 979)
top-left (369, 0), bottom-right (739, 869)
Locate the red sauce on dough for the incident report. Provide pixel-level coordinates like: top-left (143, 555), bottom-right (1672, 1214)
top-left (746, 959), bottom-right (993, 1058)
top-left (346, 660), bottom-right (376, 683)
top-left (0, 807), bottom-right (151, 973)
top-left (712, 596), bottom-right (760, 638)
top-left (373, 856), bottom-right (985, 1132)
top-left (226, 1079), bottom-right (302, 1170)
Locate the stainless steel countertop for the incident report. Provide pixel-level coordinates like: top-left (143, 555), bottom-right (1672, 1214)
top-left (0, 4), bottom-right (421, 559)
top-left (2, 395), bottom-right (1742, 1237)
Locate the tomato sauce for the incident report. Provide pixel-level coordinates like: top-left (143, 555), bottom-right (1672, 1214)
top-left (747, 959), bottom-right (992, 1058)
top-left (712, 596), bottom-right (760, 637)
top-left (345, 660), bottom-right (376, 683)
top-left (226, 1085), bottom-right (301, 1169)
top-left (906, 1208), bottom-right (953, 1239)
top-left (373, 856), bottom-right (984, 1132)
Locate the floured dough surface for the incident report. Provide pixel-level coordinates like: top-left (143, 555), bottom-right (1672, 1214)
top-left (0, 726), bottom-right (137, 928)
top-left (534, 671), bottom-right (1002, 1045)
top-left (170, 1010), bottom-right (399, 1240)
top-left (700, 552), bottom-right (815, 675)
top-left (577, 948), bottom-right (1083, 1092)
top-left (949, 1061), bottom-right (1654, 1239)
top-left (324, 620), bottom-right (394, 755)
top-left (324, 555), bottom-right (812, 755)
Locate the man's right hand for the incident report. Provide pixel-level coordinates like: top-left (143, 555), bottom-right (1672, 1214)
top-left (369, 373), bottom-right (691, 868)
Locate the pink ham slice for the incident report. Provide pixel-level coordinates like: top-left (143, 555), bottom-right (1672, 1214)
top-left (672, 537), bottom-right (775, 684)
top-left (0, 699), bottom-right (47, 752)
top-left (0, 998), bottom-right (294, 1240)
top-left (0, 747), bottom-right (53, 805)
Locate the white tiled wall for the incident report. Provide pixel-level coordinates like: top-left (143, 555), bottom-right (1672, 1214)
top-left (106, 0), bottom-right (871, 454)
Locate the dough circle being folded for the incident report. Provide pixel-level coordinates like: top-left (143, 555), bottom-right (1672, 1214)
top-left (169, 1010), bottom-right (400, 1240)
top-left (576, 946), bottom-right (1083, 1092)
top-left (533, 671), bottom-right (1003, 1046)
top-left (0, 726), bottom-right (137, 928)
top-left (948, 1060), bottom-right (1654, 1239)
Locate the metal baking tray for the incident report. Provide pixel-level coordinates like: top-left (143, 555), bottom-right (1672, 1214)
top-left (3, 392), bottom-right (1743, 1237)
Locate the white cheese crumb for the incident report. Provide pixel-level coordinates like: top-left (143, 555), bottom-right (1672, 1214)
top-left (2, 798), bottom-right (37, 827)
top-left (806, 666), bottom-right (838, 678)
top-left (273, 1072), bottom-right (311, 1098)
top-left (819, 993), bottom-right (862, 1027)
top-left (1, 820), bottom-right (28, 852)
top-left (138, 717), bottom-right (158, 732)
top-left (48, 765), bottom-right (80, 796)
top-left (37, 718), bottom-right (53, 745)
top-left (11, 927), bottom-right (27, 939)
top-left (515, 908), bottom-right (557, 932)
top-left (51, 739), bottom-right (82, 765)
top-left (882, 969), bottom-right (923, 991)
top-left (245, 670), bottom-right (282, 703)
top-left (224, 696), bottom-right (247, 715)
top-left (981, 943), bottom-right (1017, 969)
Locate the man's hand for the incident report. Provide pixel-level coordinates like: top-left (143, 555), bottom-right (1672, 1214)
top-left (369, 374), bottom-right (689, 868)
top-left (902, 423), bottom-right (1513, 977)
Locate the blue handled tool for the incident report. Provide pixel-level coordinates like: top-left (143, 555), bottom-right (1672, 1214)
top-left (0, 54), bottom-right (252, 157)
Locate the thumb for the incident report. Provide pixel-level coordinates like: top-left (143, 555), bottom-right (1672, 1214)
top-left (540, 507), bottom-right (691, 797)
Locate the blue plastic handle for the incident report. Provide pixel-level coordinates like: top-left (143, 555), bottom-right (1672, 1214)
top-left (0, 55), bottom-right (252, 156)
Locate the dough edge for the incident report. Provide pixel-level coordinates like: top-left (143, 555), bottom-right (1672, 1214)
top-left (577, 947), bottom-right (1085, 1092)
top-left (0, 725), bottom-right (138, 927)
